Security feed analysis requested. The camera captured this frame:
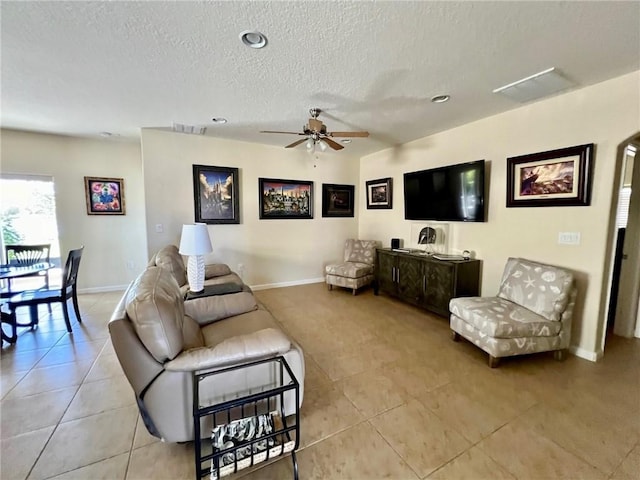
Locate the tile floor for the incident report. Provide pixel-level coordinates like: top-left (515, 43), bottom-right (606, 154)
top-left (1, 283), bottom-right (638, 480)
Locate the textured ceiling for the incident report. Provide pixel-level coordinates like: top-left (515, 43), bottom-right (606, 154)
top-left (2, 1), bottom-right (639, 157)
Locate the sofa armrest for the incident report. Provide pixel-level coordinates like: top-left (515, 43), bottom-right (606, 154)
top-left (164, 328), bottom-right (291, 371)
top-left (184, 291), bottom-right (258, 325)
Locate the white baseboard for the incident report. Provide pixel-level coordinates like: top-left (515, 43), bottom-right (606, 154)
top-left (569, 345), bottom-right (602, 362)
top-left (250, 277), bottom-right (325, 291)
top-left (78, 285), bottom-right (128, 295)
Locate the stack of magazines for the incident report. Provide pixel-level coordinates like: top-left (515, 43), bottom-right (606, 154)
top-left (210, 411), bottom-right (294, 479)
top-left (211, 412), bottom-right (276, 467)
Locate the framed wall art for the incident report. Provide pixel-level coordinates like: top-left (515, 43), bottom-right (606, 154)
top-left (259, 178), bottom-right (313, 219)
top-left (322, 183), bottom-right (355, 217)
top-left (507, 143), bottom-right (594, 207)
top-left (193, 165), bottom-right (240, 224)
top-left (366, 177), bottom-right (393, 209)
top-left (84, 177), bottom-right (125, 215)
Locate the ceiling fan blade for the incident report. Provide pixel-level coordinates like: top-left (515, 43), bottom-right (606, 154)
top-left (328, 131), bottom-right (369, 138)
top-left (260, 130), bottom-right (305, 135)
top-left (322, 137), bottom-right (344, 150)
top-left (285, 138), bottom-right (308, 149)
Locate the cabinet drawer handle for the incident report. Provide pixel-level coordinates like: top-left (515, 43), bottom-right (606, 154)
top-left (423, 276), bottom-right (426, 292)
top-left (397, 268), bottom-right (400, 283)
top-left (392, 267), bottom-right (396, 282)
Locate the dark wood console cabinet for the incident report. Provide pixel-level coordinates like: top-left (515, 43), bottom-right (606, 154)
top-left (375, 248), bottom-right (481, 317)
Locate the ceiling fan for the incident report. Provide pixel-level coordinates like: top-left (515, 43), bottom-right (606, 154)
top-left (261, 108), bottom-right (369, 151)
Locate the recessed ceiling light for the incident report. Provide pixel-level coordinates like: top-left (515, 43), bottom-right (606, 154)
top-left (99, 132), bottom-right (112, 137)
top-left (341, 139), bottom-right (352, 144)
top-left (431, 94), bottom-right (450, 103)
top-left (211, 117), bottom-right (227, 124)
top-left (239, 31), bottom-right (268, 49)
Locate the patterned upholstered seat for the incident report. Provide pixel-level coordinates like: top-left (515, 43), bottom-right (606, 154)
top-left (449, 257), bottom-right (576, 367)
top-left (325, 239), bottom-right (380, 295)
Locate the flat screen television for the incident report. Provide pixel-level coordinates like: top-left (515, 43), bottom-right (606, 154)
top-left (403, 160), bottom-right (486, 222)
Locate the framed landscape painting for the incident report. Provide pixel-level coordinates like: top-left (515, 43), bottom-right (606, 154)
top-left (84, 177), bottom-right (125, 215)
top-left (259, 178), bottom-right (313, 219)
top-left (322, 183), bottom-right (355, 217)
top-left (193, 165), bottom-right (240, 224)
top-left (507, 143), bottom-right (594, 207)
top-left (366, 177), bottom-right (393, 209)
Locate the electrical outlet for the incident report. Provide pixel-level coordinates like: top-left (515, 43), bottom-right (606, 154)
top-left (126, 260), bottom-right (134, 270)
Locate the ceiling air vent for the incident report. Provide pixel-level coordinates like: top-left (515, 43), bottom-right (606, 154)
top-left (493, 68), bottom-right (575, 103)
top-left (172, 123), bottom-right (206, 135)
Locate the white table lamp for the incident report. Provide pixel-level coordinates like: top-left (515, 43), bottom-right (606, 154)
top-left (178, 224), bottom-right (213, 293)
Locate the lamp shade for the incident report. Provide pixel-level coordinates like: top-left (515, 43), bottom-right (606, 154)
top-left (178, 224), bottom-right (212, 256)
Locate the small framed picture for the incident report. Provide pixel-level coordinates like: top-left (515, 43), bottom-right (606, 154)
top-left (366, 177), bottom-right (393, 209)
top-left (322, 184), bottom-right (355, 217)
top-left (193, 165), bottom-right (240, 224)
top-left (84, 177), bottom-right (125, 215)
top-left (259, 178), bottom-right (313, 219)
top-left (507, 143), bottom-right (595, 207)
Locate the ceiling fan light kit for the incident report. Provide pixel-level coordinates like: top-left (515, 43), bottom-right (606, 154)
top-left (260, 108), bottom-right (369, 151)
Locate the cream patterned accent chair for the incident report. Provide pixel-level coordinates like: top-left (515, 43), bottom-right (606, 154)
top-left (325, 239), bottom-right (380, 295)
top-left (449, 257), bottom-right (576, 367)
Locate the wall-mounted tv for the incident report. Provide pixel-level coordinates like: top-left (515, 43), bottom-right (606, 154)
top-left (404, 160), bottom-right (486, 222)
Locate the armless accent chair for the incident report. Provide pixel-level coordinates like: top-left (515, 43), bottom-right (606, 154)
top-left (5, 247), bottom-right (84, 340)
top-left (325, 239), bottom-right (380, 295)
top-left (449, 257), bottom-right (576, 367)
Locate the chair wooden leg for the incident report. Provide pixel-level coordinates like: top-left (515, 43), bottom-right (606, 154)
top-left (327, 284), bottom-right (333, 291)
top-left (488, 355), bottom-right (501, 368)
top-left (352, 288), bottom-right (357, 296)
top-left (29, 305), bottom-right (39, 327)
top-left (72, 291), bottom-right (82, 323)
top-left (553, 349), bottom-right (566, 362)
top-left (1, 310), bottom-right (17, 344)
top-left (451, 331), bottom-right (460, 342)
top-left (62, 300), bottom-right (72, 333)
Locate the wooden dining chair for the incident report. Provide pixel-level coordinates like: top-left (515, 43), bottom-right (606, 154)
top-left (6, 246), bottom-right (84, 337)
top-left (3, 244), bottom-right (51, 291)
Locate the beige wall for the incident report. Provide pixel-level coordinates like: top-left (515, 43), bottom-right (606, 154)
top-left (359, 71), bottom-right (640, 358)
top-left (0, 130), bottom-right (148, 291)
top-left (3, 71), bottom-right (638, 358)
top-left (140, 129), bottom-right (360, 287)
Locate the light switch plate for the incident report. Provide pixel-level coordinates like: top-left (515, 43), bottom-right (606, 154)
top-left (558, 232), bottom-right (581, 245)
top-left (155, 223), bottom-right (164, 233)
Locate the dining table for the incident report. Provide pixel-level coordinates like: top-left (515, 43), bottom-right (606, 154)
top-left (1, 262), bottom-right (54, 343)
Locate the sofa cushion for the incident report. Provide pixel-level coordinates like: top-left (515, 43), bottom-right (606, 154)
top-left (343, 239), bottom-right (377, 265)
top-left (125, 267), bottom-right (185, 362)
top-left (497, 257), bottom-right (574, 322)
top-left (325, 262), bottom-right (374, 278)
top-left (184, 290), bottom-right (258, 325)
top-left (164, 328), bottom-right (291, 371)
top-left (449, 296), bottom-right (562, 339)
top-left (153, 245), bottom-right (187, 288)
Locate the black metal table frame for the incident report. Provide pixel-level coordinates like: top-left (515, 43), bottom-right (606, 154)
top-left (1, 262), bottom-right (53, 344)
top-left (193, 356), bottom-right (300, 480)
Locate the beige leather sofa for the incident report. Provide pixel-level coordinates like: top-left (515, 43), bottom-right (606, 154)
top-left (109, 261), bottom-right (305, 443)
